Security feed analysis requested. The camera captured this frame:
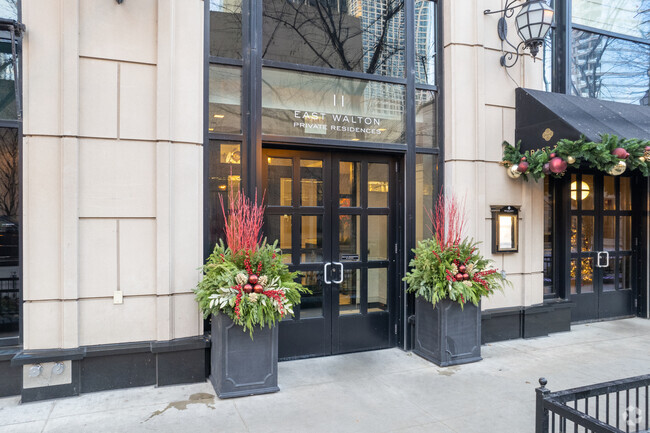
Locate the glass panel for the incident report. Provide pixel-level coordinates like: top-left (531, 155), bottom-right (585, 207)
top-left (571, 29), bottom-right (650, 106)
top-left (570, 174), bottom-right (578, 210)
top-left (0, 127), bottom-right (18, 340)
top-left (572, 0), bottom-right (650, 39)
top-left (368, 163), bottom-right (389, 207)
top-left (582, 216), bottom-right (595, 252)
top-left (543, 30), bottom-right (553, 92)
top-left (619, 216), bottom-right (632, 251)
top-left (415, 90), bottom-right (437, 148)
top-left (620, 177), bottom-right (632, 210)
top-left (543, 178), bottom-right (553, 295)
top-left (581, 257), bottom-right (594, 293)
top-left (620, 255), bottom-right (632, 290)
top-left (208, 141), bottom-right (241, 248)
top-left (415, 154), bottom-right (436, 242)
top-left (339, 215), bottom-right (360, 261)
top-left (581, 175), bottom-right (594, 210)
top-left (368, 268), bottom-right (388, 312)
top-left (415, 0), bottom-right (436, 85)
top-left (603, 257), bottom-right (616, 292)
top-left (0, 1), bottom-right (17, 21)
top-left (209, 65), bottom-right (241, 134)
top-left (603, 216), bottom-right (615, 252)
top-left (368, 216), bottom-right (388, 261)
top-left (0, 43), bottom-right (17, 121)
top-left (262, 0), bottom-right (405, 77)
top-left (300, 270), bottom-right (323, 318)
top-left (266, 215), bottom-right (292, 264)
top-left (261, 68), bottom-right (406, 143)
top-left (301, 216), bottom-right (323, 263)
top-left (571, 215), bottom-right (578, 253)
top-left (209, 0), bottom-right (242, 58)
top-left (570, 259), bottom-right (577, 295)
top-left (603, 176), bottom-right (616, 210)
top-left (339, 162), bottom-right (361, 207)
top-left (267, 157), bottom-right (293, 206)
top-left (300, 159), bottom-right (323, 207)
top-left (339, 268), bottom-right (361, 315)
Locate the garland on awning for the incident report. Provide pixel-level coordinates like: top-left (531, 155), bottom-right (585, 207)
top-left (501, 135), bottom-right (650, 181)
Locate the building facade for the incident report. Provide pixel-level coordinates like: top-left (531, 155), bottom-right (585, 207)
top-left (0, 0), bottom-right (647, 402)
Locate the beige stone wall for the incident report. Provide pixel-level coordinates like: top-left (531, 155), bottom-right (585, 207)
top-left (444, 0), bottom-right (546, 309)
top-left (22, 0), bottom-right (204, 350)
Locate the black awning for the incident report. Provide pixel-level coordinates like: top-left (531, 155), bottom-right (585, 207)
top-left (515, 88), bottom-right (650, 152)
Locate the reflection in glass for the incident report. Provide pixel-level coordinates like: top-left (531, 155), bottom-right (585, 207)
top-left (339, 215), bottom-right (360, 260)
top-left (581, 257), bottom-right (594, 293)
top-left (543, 30), bottom-right (553, 92)
top-left (261, 68), bottom-right (406, 143)
top-left (209, 65), bottom-right (241, 134)
top-left (339, 269), bottom-right (361, 315)
top-left (368, 268), bottom-right (388, 311)
top-left (543, 178), bottom-right (553, 295)
top-left (208, 141), bottom-right (241, 248)
top-left (619, 216), bottom-right (631, 251)
top-left (300, 159), bottom-right (323, 207)
top-left (266, 215), bottom-right (292, 264)
top-left (415, 0), bottom-right (436, 85)
top-left (368, 216), bottom-right (388, 261)
top-left (603, 216), bottom-right (615, 252)
top-left (570, 259), bottom-right (577, 295)
top-left (572, 0), bottom-right (650, 39)
top-left (602, 258), bottom-right (616, 292)
top-left (620, 255), bottom-right (632, 290)
top-left (620, 177), bottom-right (631, 210)
top-left (368, 163), bottom-right (389, 207)
top-left (210, 0), bottom-right (242, 58)
top-left (603, 176), bottom-right (615, 210)
top-left (415, 154), bottom-right (436, 242)
top-left (415, 90), bottom-right (437, 148)
top-left (581, 175), bottom-right (594, 210)
top-left (0, 127), bottom-right (18, 340)
top-left (0, 46), bottom-right (16, 121)
top-left (570, 174), bottom-right (578, 210)
top-left (581, 216), bottom-right (594, 252)
top-left (300, 271), bottom-right (323, 318)
top-left (339, 162), bottom-right (361, 207)
top-left (571, 29), bottom-right (650, 105)
top-left (301, 215), bottom-right (323, 263)
top-left (262, 0), bottom-right (405, 77)
top-left (570, 215), bottom-right (578, 253)
top-left (267, 157), bottom-right (292, 206)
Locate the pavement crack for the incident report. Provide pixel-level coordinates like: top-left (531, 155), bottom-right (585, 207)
top-left (40, 402), bottom-right (56, 433)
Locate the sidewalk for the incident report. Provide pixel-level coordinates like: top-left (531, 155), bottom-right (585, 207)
top-left (1, 318), bottom-right (649, 433)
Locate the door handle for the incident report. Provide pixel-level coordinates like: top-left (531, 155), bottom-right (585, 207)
top-left (323, 262), bottom-right (332, 284)
top-left (596, 251), bottom-right (610, 268)
top-left (332, 262), bottom-right (344, 284)
top-left (601, 251), bottom-right (609, 268)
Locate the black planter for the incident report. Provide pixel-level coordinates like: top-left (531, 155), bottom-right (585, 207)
top-left (413, 297), bottom-right (482, 367)
top-left (210, 314), bottom-right (280, 398)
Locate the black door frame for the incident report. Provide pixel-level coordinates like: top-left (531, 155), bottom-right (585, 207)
top-left (261, 144), bottom-right (403, 360)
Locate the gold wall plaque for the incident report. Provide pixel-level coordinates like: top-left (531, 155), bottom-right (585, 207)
top-left (542, 128), bottom-right (554, 142)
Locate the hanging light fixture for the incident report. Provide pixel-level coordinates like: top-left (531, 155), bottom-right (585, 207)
top-left (484, 1), bottom-right (554, 68)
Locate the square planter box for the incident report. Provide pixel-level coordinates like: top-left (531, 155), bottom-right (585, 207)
top-left (210, 314), bottom-right (280, 398)
top-left (414, 297), bottom-right (482, 367)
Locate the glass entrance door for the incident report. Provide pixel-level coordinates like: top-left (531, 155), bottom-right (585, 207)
top-left (569, 173), bottom-right (635, 322)
top-left (262, 148), bottom-right (398, 359)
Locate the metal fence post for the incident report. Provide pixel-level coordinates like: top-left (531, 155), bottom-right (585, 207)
top-left (536, 377), bottom-right (551, 433)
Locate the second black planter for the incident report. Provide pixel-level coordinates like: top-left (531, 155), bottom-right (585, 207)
top-left (210, 314), bottom-right (280, 398)
top-left (413, 297), bottom-right (482, 367)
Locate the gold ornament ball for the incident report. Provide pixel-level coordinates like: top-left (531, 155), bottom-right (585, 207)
top-left (507, 164), bottom-right (522, 179)
top-left (639, 156), bottom-right (646, 163)
top-left (567, 156), bottom-right (576, 164)
top-left (607, 160), bottom-right (627, 176)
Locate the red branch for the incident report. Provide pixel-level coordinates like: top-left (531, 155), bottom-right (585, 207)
top-left (427, 191), bottom-right (467, 248)
top-left (220, 188), bottom-right (266, 254)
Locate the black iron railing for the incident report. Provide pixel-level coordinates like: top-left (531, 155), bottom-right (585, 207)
top-left (536, 376), bottom-right (650, 433)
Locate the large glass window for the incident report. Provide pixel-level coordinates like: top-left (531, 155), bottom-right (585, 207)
top-left (572, 0), bottom-right (650, 39)
top-left (261, 68), bottom-right (406, 143)
top-left (415, 90), bottom-right (437, 148)
top-left (262, 0), bottom-right (405, 77)
top-left (208, 65), bottom-right (242, 134)
top-left (415, 154), bottom-right (437, 242)
top-left (544, 178), bottom-right (555, 296)
top-left (209, 0), bottom-right (242, 59)
top-left (207, 141), bottom-right (242, 250)
top-left (415, 0), bottom-right (436, 85)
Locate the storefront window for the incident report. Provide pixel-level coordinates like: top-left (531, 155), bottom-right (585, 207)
top-left (415, 154), bottom-right (437, 242)
top-left (209, 65), bottom-right (241, 134)
top-left (207, 140), bottom-right (242, 249)
top-left (415, 0), bottom-right (436, 85)
top-left (262, 0), bottom-right (405, 77)
top-left (572, 0), bottom-right (650, 39)
top-left (0, 127), bottom-right (18, 343)
top-left (415, 90), bottom-right (436, 148)
top-left (209, 0), bottom-right (242, 59)
top-left (544, 178), bottom-right (554, 296)
top-left (261, 68), bottom-right (406, 143)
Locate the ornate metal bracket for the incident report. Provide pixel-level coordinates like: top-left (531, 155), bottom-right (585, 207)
top-left (484, 1), bottom-right (532, 69)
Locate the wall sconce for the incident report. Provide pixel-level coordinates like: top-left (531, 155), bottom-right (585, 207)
top-left (491, 206), bottom-right (519, 253)
top-left (484, 1), bottom-right (554, 68)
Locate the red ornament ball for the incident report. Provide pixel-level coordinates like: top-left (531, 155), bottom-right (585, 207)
top-left (645, 146), bottom-right (650, 151)
top-left (243, 284), bottom-right (253, 294)
top-left (550, 153), bottom-right (556, 158)
top-left (549, 157), bottom-right (568, 174)
top-left (542, 163), bottom-right (551, 175)
top-left (253, 284), bottom-right (264, 294)
top-left (517, 161), bottom-right (529, 173)
top-left (458, 264), bottom-right (467, 273)
top-left (248, 274), bottom-right (258, 285)
top-left (455, 273), bottom-right (464, 282)
top-left (520, 156), bottom-right (527, 161)
top-left (611, 147), bottom-right (629, 159)
top-left (463, 273), bottom-right (470, 281)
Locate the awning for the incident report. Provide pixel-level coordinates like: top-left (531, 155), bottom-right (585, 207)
top-left (515, 88), bottom-right (650, 152)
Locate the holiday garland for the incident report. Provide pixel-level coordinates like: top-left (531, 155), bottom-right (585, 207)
top-left (502, 135), bottom-right (650, 181)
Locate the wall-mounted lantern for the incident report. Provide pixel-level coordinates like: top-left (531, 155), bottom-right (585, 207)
top-left (484, 1), bottom-right (554, 68)
top-left (491, 206), bottom-right (519, 253)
